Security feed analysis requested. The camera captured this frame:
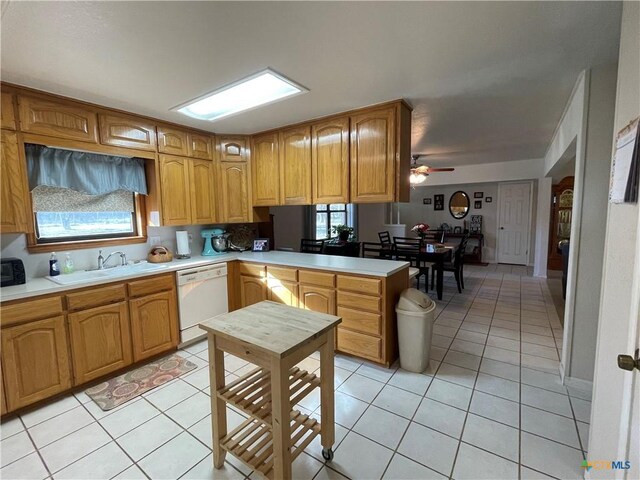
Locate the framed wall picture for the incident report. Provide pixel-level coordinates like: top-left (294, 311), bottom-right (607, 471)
top-left (423, 198), bottom-right (432, 205)
top-left (474, 192), bottom-right (483, 199)
top-left (252, 238), bottom-right (270, 252)
top-left (434, 194), bottom-right (445, 211)
top-left (474, 201), bottom-right (482, 209)
top-left (485, 197), bottom-right (493, 203)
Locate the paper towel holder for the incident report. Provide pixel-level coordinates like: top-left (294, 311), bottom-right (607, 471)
top-left (175, 230), bottom-right (191, 259)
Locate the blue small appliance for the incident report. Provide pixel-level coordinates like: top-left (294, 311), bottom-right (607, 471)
top-left (201, 228), bottom-right (227, 255)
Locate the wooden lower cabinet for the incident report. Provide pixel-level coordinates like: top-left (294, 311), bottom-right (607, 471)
top-left (336, 327), bottom-right (382, 363)
top-left (267, 279), bottom-right (298, 307)
top-left (1, 316), bottom-right (72, 411)
top-left (299, 284), bottom-right (336, 315)
top-left (240, 275), bottom-right (267, 307)
top-left (129, 290), bottom-right (178, 362)
top-left (68, 302), bottom-right (132, 384)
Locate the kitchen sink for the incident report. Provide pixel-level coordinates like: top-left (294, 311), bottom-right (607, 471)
top-left (46, 262), bottom-right (170, 285)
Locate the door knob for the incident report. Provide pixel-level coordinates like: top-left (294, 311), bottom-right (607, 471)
top-left (617, 349), bottom-right (640, 371)
top-left (500, 227), bottom-right (504, 230)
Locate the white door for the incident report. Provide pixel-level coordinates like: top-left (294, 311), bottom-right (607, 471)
top-left (497, 182), bottom-right (531, 265)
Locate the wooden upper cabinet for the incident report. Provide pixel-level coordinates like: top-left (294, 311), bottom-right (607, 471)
top-left (1, 130), bottom-right (30, 233)
top-left (98, 113), bottom-right (157, 151)
top-left (312, 116), bottom-right (349, 204)
top-left (129, 290), bottom-right (178, 362)
top-left (251, 132), bottom-right (280, 206)
top-left (18, 95), bottom-right (98, 143)
top-left (1, 92), bottom-right (16, 130)
top-left (188, 132), bottom-right (213, 160)
top-left (189, 159), bottom-right (216, 224)
top-left (157, 126), bottom-right (189, 156)
top-left (218, 162), bottom-right (249, 223)
top-left (159, 155), bottom-right (191, 226)
top-left (350, 106), bottom-right (396, 203)
top-left (1, 315), bottom-right (72, 411)
top-left (279, 125), bottom-right (311, 205)
top-left (217, 136), bottom-right (247, 162)
top-left (68, 302), bottom-right (132, 384)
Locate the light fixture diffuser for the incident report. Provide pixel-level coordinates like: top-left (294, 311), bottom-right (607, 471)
top-left (174, 69), bottom-right (307, 121)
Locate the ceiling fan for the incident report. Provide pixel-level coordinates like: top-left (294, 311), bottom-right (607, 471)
top-left (410, 154), bottom-right (455, 184)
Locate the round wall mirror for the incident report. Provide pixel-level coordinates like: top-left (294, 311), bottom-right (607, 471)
top-left (449, 191), bottom-right (470, 219)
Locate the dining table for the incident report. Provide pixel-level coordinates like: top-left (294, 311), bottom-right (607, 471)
top-left (383, 243), bottom-right (455, 300)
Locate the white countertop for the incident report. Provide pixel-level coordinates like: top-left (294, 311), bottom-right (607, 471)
top-left (0, 251), bottom-right (408, 303)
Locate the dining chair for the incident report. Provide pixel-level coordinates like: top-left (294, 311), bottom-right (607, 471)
top-left (431, 237), bottom-right (468, 293)
top-left (300, 238), bottom-right (325, 254)
top-left (393, 238), bottom-right (432, 292)
top-left (378, 231), bottom-right (391, 245)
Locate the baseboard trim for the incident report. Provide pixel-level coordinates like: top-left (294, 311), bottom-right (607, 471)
top-left (563, 374), bottom-right (594, 393)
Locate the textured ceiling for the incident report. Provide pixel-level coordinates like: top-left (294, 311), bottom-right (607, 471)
top-left (1, 1), bottom-right (621, 166)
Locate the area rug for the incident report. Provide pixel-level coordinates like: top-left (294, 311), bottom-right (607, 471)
top-left (85, 354), bottom-right (197, 411)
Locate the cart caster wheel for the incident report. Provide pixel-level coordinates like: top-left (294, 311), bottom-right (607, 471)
top-left (322, 448), bottom-right (334, 461)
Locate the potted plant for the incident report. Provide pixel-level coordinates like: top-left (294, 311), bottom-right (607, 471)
top-left (411, 223), bottom-right (430, 240)
top-left (331, 224), bottom-right (354, 242)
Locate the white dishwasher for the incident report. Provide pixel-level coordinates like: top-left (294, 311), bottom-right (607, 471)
top-left (176, 263), bottom-right (228, 346)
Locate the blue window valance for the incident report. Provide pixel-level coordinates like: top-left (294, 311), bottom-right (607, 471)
top-left (26, 144), bottom-right (148, 195)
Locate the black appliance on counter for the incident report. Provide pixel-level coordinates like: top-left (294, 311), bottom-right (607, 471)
top-left (1, 258), bottom-right (26, 287)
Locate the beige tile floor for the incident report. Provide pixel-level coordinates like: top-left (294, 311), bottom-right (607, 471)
top-left (0, 265), bottom-right (592, 480)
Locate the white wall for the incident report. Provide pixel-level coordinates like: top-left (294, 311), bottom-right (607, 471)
top-left (398, 182), bottom-right (500, 263)
top-left (357, 203), bottom-right (387, 243)
top-left (567, 64), bottom-right (618, 382)
top-left (419, 158), bottom-right (544, 187)
top-left (589, 1), bottom-right (639, 471)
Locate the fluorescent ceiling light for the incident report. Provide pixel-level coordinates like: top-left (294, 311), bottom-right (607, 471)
top-left (174, 69), bottom-right (307, 121)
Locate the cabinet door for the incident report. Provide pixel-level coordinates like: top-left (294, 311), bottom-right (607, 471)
top-left (280, 126), bottom-right (311, 205)
top-left (189, 159), bottom-right (216, 224)
top-left (218, 162), bottom-right (249, 223)
top-left (268, 279), bottom-right (299, 307)
top-left (188, 132), bottom-right (213, 160)
top-left (68, 302), bottom-right (132, 384)
top-left (98, 113), bottom-right (157, 151)
top-left (251, 132), bottom-right (280, 206)
top-left (1, 92), bottom-right (16, 130)
top-left (157, 126), bottom-right (189, 156)
top-left (18, 95), bottom-right (98, 142)
top-left (312, 117), bottom-right (349, 204)
top-left (240, 275), bottom-right (267, 308)
top-left (1, 316), bottom-right (72, 410)
top-left (129, 291), bottom-right (178, 362)
top-left (217, 136), bottom-right (247, 162)
top-left (159, 155), bottom-right (192, 225)
top-left (1, 130), bottom-right (29, 233)
top-left (350, 107), bottom-right (395, 203)
top-left (299, 285), bottom-right (336, 315)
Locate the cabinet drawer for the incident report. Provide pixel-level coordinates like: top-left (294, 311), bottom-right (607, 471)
top-left (1, 296), bottom-right (63, 326)
top-left (337, 328), bottom-right (382, 362)
top-left (66, 284), bottom-right (126, 311)
top-left (239, 263), bottom-right (266, 278)
top-left (337, 306), bottom-right (382, 336)
top-left (337, 275), bottom-right (381, 295)
top-left (267, 266), bottom-right (297, 282)
top-left (128, 274), bottom-right (175, 298)
top-left (337, 291), bottom-right (381, 313)
top-left (299, 270), bottom-right (335, 287)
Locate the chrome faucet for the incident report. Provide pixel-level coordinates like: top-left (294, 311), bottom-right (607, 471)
top-left (98, 250), bottom-right (127, 269)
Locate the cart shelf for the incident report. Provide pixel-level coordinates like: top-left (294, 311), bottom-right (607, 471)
top-left (220, 410), bottom-right (321, 479)
top-left (217, 366), bottom-right (320, 425)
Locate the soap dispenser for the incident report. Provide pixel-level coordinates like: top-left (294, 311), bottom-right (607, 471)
top-left (49, 252), bottom-right (60, 277)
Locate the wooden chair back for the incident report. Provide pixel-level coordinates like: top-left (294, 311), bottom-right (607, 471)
top-left (378, 231), bottom-right (391, 245)
top-left (300, 238), bottom-right (325, 254)
top-left (362, 242), bottom-right (387, 259)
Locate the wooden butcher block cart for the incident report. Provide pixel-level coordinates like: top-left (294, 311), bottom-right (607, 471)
top-left (199, 300), bottom-right (342, 480)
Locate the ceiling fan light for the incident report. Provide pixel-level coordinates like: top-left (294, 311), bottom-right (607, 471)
top-left (410, 172), bottom-right (427, 184)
